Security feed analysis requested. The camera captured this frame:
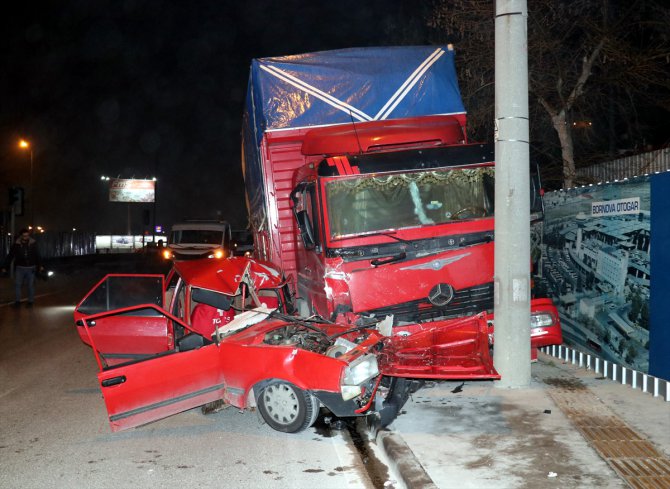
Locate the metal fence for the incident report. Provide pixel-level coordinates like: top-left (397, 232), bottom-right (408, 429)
top-left (37, 232), bottom-right (96, 259)
top-left (576, 147), bottom-right (670, 184)
top-left (1, 231), bottom-right (97, 262)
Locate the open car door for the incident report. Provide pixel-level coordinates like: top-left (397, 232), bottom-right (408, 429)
top-left (74, 274), bottom-right (170, 366)
top-left (80, 304), bottom-right (225, 432)
top-left (379, 313), bottom-right (500, 379)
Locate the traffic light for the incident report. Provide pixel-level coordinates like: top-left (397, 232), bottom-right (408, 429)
top-left (8, 187), bottom-right (24, 216)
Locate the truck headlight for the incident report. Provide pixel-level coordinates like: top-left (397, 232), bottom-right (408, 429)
top-left (341, 354), bottom-right (379, 401)
top-left (531, 312), bottom-right (554, 329)
top-left (209, 249), bottom-right (226, 259)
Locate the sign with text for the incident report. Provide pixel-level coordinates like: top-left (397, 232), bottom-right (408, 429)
top-left (109, 178), bottom-right (155, 203)
top-left (591, 197), bottom-right (641, 217)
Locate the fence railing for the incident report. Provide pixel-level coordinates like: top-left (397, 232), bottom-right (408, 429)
top-left (541, 344), bottom-right (669, 402)
top-left (576, 147), bottom-right (670, 183)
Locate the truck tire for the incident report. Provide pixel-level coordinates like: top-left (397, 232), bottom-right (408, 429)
top-left (257, 381), bottom-right (319, 433)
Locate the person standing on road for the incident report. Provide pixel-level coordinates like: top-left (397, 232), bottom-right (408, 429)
top-left (2, 229), bottom-right (44, 308)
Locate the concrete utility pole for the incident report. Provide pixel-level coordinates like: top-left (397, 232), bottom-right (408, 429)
top-left (493, 0), bottom-right (532, 387)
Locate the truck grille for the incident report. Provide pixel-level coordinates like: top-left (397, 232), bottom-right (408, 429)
top-left (365, 282), bottom-right (494, 324)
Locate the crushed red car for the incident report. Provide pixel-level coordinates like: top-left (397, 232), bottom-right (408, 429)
top-left (75, 257), bottom-right (392, 433)
top-left (74, 256), bottom-right (561, 433)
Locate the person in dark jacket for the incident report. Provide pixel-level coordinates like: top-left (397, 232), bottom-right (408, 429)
top-left (2, 229), bottom-right (44, 308)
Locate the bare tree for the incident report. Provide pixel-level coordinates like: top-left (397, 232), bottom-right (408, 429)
top-left (429, 0), bottom-right (670, 188)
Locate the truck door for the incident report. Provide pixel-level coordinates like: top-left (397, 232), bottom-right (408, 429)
top-left (74, 274), bottom-right (170, 365)
top-left (292, 182), bottom-right (329, 315)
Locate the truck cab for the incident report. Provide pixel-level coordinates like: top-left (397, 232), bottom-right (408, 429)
top-left (290, 117), bottom-right (495, 319)
top-left (289, 119), bottom-right (561, 367)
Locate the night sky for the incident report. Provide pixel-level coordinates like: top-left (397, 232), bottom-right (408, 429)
top-left (1, 0), bottom-right (421, 235)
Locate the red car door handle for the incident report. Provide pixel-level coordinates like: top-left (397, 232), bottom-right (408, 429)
top-left (101, 376), bottom-right (126, 387)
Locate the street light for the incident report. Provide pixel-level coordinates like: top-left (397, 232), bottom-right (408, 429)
top-left (18, 139), bottom-right (34, 227)
top-left (152, 177), bottom-right (157, 243)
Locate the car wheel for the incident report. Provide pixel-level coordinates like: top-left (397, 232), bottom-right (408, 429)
top-left (376, 377), bottom-right (421, 428)
top-left (257, 381), bottom-right (318, 433)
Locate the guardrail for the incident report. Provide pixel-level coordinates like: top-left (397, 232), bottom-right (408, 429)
top-left (541, 344), bottom-right (669, 402)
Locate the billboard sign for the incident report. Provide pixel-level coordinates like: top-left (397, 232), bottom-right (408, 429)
top-left (109, 179), bottom-right (155, 203)
top-left (541, 178), bottom-right (651, 373)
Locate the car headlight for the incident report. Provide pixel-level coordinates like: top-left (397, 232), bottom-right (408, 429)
top-left (341, 354), bottom-right (379, 401)
top-left (162, 250), bottom-right (172, 260)
top-left (531, 312), bottom-right (554, 329)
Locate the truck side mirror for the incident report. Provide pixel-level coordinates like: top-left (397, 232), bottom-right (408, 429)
top-left (295, 210), bottom-right (316, 250)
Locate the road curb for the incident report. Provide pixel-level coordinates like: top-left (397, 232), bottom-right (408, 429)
top-left (378, 431), bottom-right (438, 489)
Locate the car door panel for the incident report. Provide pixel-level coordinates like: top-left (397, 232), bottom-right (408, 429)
top-left (380, 313), bottom-right (500, 379)
top-left (74, 274), bottom-right (169, 359)
top-left (98, 343), bottom-right (224, 432)
top-left (84, 315), bottom-right (170, 364)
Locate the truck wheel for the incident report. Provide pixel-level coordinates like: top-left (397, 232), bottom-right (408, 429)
top-left (257, 381), bottom-right (319, 433)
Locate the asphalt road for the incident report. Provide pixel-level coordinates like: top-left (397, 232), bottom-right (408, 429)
top-left (0, 257), bottom-right (392, 489)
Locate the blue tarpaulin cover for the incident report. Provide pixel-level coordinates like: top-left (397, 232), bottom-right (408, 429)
top-left (245, 45), bottom-right (464, 138)
top-left (242, 45), bottom-right (466, 230)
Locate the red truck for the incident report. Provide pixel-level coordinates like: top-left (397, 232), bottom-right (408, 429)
top-left (242, 46), bottom-right (561, 377)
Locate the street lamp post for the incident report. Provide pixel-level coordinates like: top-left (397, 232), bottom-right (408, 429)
top-left (152, 177), bottom-right (157, 243)
top-left (18, 139), bottom-right (34, 227)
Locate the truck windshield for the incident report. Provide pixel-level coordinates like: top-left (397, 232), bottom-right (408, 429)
top-left (325, 166), bottom-right (494, 239)
top-left (170, 230), bottom-right (224, 245)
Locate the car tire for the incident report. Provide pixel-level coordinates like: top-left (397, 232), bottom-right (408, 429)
top-left (377, 377), bottom-right (421, 428)
top-left (257, 381), bottom-right (318, 433)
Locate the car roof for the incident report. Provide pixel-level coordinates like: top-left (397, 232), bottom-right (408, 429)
top-left (173, 256), bottom-right (283, 295)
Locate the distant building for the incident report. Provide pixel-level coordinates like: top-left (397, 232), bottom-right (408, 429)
top-left (579, 295), bottom-right (606, 318)
top-left (596, 246), bottom-right (629, 296)
top-left (562, 214), bottom-right (650, 299)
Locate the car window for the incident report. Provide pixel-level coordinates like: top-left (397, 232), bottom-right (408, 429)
top-left (78, 276), bottom-right (163, 316)
top-left (246, 289), bottom-right (280, 310)
top-left (191, 288), bottom-right (233, 310)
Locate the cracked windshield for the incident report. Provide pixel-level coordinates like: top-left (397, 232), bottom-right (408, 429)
top-left (326, 167), bottom-right (494, 239)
